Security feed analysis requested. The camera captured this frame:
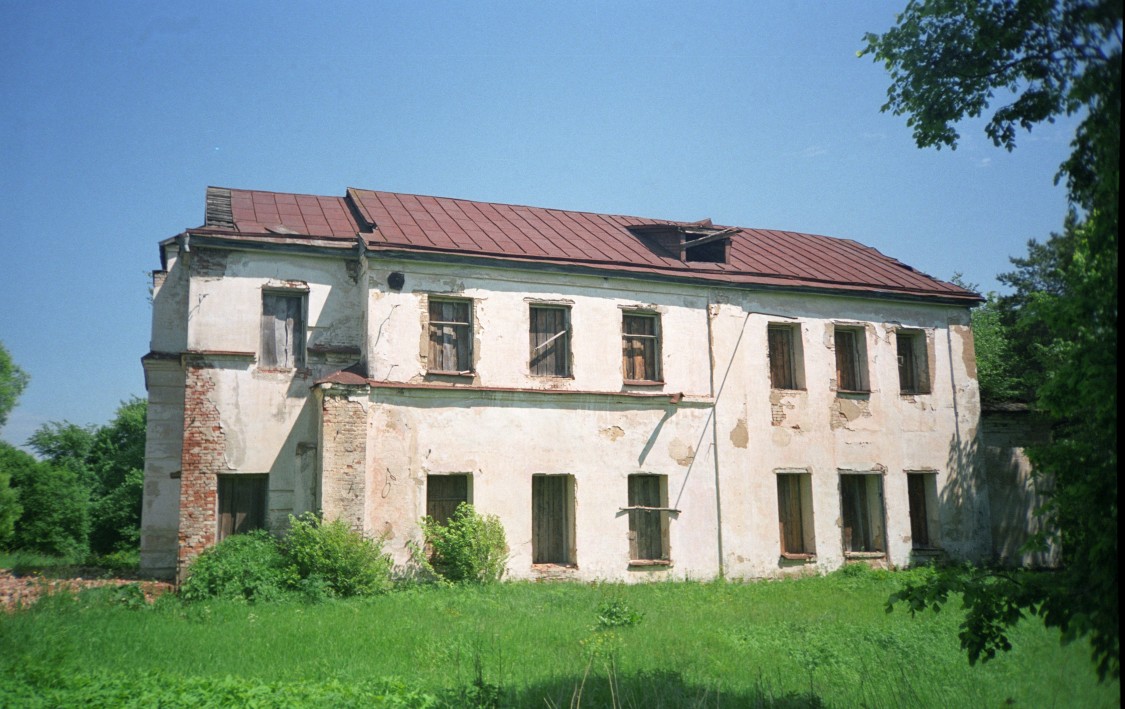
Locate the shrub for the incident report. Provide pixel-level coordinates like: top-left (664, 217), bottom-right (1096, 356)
top-left (595, 598), bottom-right (644, 629)
top-left (418, 503), bottom-right (508, 584)
top-left (179, 531), bottom-right (294, 603)
top-left (283, 513), bottom-right (393, 598)
top-left (2, 442), bottom-right (89, 558)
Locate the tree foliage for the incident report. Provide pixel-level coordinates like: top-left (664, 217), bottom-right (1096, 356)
top-left (865, 0), bottom-right (1119, 680)
top-left (2, 441), bottom-right (90, 558)
top-left (0, 340), bottom-right (29, 430)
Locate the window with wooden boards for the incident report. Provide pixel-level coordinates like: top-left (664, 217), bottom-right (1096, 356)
top-left (776, 473), bottom-right (815, 557)
top-left (529, 306), bottom-right (570, 377)
top-left (840, 473), bottom-right (886, 555)
top-left (768, 324), bottom-right (801, 390)
top-left (532, 475), bottom-right (574, 564)
top-left (896, 331), bottom-right (931, 394)
top-left (834, 327), bottom-right (868, 393)
top-left (426, 474), bottom-right (470, 526)
top-left (625, 474), bottom-right (671, 563)
top-left (907, 472), bottom-right (940, 549)
top-left (622, 312), bottom-right (661, 383)
top-left (260, 292), bottom-right (305, 368)
top-left (428, 298), bottom-right (472, 373)
top-left (218, 474), bottom-right (268, 541)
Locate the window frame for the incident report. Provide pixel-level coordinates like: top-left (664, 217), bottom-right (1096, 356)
top-left (896, 330), bottom-right (931, 395)
top-left (625, 474), bottom-right (672, 564)
top-left (528, 304), bottom-right (572, 378)
top-left (621, 311), bottom-right (662, 384)
top-left (906, 471), bottom-right (941, 550)
top-left (217, 473), bottom-right (268, 541)
top-left (531, 474), bottom-right (576, 565)
top-left (775, 471), bottom-right (816, 559)
top-left (427, 297), bottom-right (474, 374)
top-left (426, 473), bottom-right (471, 526)
top-left (260, 291), bottom-right (307, 369)
top-left (833, 326), bottom-right (870, 394)
top-left (767, 323), bottom-right (804, 390)
top-left (839, 472), bottom-right (887, 556)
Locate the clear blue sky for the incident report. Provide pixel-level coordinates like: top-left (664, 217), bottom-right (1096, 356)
top-left (0, 1), bottom-right (1079, 447)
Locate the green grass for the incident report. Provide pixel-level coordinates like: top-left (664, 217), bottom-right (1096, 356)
top-left (0, 567), bottom-right (1117, 707)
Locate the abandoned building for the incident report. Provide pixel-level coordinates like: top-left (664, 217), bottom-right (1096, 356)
top-left (140, 186), bottom-right (998, 582)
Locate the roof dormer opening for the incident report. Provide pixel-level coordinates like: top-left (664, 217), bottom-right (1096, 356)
top-left (627, 223), bottom-right (736, 264)
top-left (683, 231), bottom-right (730, 263)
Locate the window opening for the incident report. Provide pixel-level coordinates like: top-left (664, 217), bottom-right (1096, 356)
top-left (428, 299), bottom-right (472, 373)
top-left (218, 474), bottom-right (268, 541)
top-left (261, 293), bottom-right (305, 368)
top-left (907, 472), bottom-right (940, 549)
top-left (776, 473), bottom-right (815, 557)
top-left (896, 331), bottom-right (930, 394)
top-left (768, 324), bottom-right (802, 389)
top-left (426, 474), bottom-right (470, 526)
top-left (529, 306), bottom-right (570, 377)
top-left (626, 474), bottom-right (670, 562)
top-left (532, 475), bottom-right (574, 564)
top-left (834, 327), bottom-right (867, 393)
top-left (622, 313), bottom-right (661, 382)
top-left (840, 473), bottom-right (886, 554)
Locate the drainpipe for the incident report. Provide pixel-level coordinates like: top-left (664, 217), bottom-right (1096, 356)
top-left (706, 298), bottom-right (725, 578)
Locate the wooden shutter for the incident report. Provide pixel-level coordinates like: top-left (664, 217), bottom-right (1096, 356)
top-left (530, 307), bottom-right (568, 377)
top-left (834, 330), bottom-right (860, 392)
top-left (532, 476), bottom-right (569, 563)
top-left (907, 474), bottom-right (930, 548)
top-left (622, 314), bottom-right (658, 381)
top-left (426, 475), bottom-right (469, 525)
top-left (897, 334), bottom-right (918, 393)
top-left (261, 294), bottom-right (304, 368)
top-left (429, 300), bottom-right (471, 372)
top-left (628, 475), bottom-right (666, 560)
top-left (218, 474), bottom-right (268, 540)
top-left (776, 474), bottom-right (805, 554)
top-left (768, 326), bottom-right (796, 389)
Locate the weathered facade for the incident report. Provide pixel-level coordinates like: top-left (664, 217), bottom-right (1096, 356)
top-left (141, 187), bottom-right (993, 581)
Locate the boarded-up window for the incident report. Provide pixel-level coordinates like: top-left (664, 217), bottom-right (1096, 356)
top-left (261, 293), bottom-right (305, 368)
top-left (627, 474), bottom-right (669, 562)
top-left (428, 299), bottom-right (472, 373)
top-left (907, 472), bottom-right (940, 549)
top-left (834, 328), bottom-right (867, 392)
top-left (426, 474), bottom-right (469, 525)
top-left (776, 473), bottom-right (814, 556)
top-left (897, 332), bottom-right (930, 394)
top-left (840, 474), bottom-right (886, 554)
top-left (532, 475), bottom-right (573, 564)
top-left (768, 325), bottom-right (800, 389)
top-left (529, 306), bottom-right (570, 377)
top-left (622, 313), bottom-right (660, 382)
top-left (218, 474), bottom-right (268, 541)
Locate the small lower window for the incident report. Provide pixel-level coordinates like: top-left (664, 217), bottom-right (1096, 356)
top-left (426, 474), bottom-right (470, 525)
top-left (776, 472), bottom-right (815, 557)
top-left (218, 474), bottom-right (268, 540)
top-left (907, 472), bottom-right (940, 549)
top-left (840, 473), bottom-right (886, 554)
top-left (626, 474), bottom-right (670, 563)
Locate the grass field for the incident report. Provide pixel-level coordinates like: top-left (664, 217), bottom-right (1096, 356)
top-left (0, 565), bottom-right (1117, 707)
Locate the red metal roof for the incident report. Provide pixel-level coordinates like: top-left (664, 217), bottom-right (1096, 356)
top-left (195, 187), bottom-right (979, 303)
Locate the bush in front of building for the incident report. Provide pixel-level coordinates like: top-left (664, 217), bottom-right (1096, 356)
top-left (179, 531), bottom-right (296, 603)
top-left (418, 502), bottom-right (508, 584)
top-left (282, 512), bottom-right (394, 598)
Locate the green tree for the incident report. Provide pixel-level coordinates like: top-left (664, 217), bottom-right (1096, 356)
top-left (0, 340), bottom-right (29, 429)
top-left (86, 398), bottom-right (146, 554)
top-left (864, 0), bottom-right (1119, 679)
top-left (2, 441), bottom-right (89, 558)
top-left (0, 450), bottom-right (21, 547)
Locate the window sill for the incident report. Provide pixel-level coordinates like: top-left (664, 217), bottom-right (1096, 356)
top-left (623, 380), bottom-right (665, 388)
top-left (843, 551), bottom-right (886, 559)
top-left (899, 391), bottom-right (932, 397)
top-left (426, 370), bottom-right (475, 378)
top-left (835, 389), bottom-right (871, 397)
top-left (771, 387), bottom-right (806, 393)
top-left (780, 552), bottom-right (816, 562)
top-left (628, 559), bottom-right (672, 567)
top-left (910, 547), bottom-right (944, 555)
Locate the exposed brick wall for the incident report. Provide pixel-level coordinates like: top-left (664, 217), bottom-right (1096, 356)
top-left (319, 388), bottom-right (368, 532)
top-left (177, 361), bottom-right (226, 578)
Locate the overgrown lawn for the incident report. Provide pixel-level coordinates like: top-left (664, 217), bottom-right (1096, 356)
top-left (0, 566), bottom-right (1117, 707)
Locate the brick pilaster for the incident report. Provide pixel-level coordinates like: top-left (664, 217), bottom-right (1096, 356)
top-left (318, 387), bottom-right (368, 532)
top-left (177, 361), bottom-right (226, 578)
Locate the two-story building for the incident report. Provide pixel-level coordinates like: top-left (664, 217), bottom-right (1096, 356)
top-left (141, 187), bottom-right (991, 582)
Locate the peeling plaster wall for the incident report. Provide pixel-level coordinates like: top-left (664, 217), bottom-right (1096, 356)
top-left (145, 244), bottom-right (989, 581)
